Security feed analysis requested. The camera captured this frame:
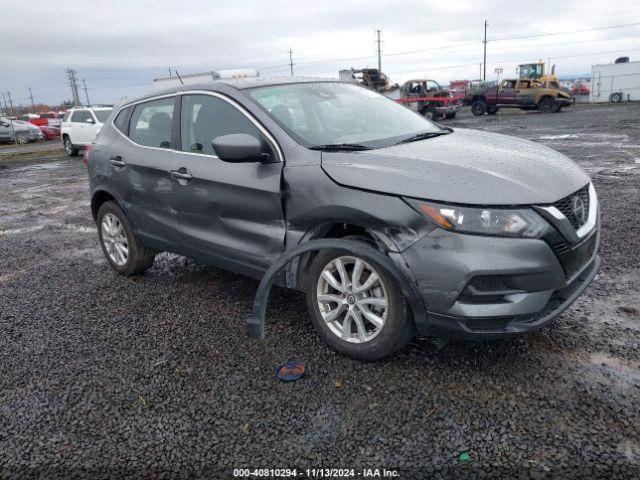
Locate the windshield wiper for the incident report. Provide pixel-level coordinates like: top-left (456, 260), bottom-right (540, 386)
top-left (308, 143), bottom-right (372, 151)
top-left (394, 129), bottom-right (452, 145)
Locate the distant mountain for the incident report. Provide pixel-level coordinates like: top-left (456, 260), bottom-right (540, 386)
top-left (558, 73), bottom-right (592, 80)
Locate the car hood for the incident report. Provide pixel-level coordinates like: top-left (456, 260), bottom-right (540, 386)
top-left (320, 128), bottom-right (590, 205)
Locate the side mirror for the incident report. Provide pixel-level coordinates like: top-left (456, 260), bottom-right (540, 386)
top-left (212, 133), bottom-right (274, 163)
top-left (86, 117), bottom-right (95, 124)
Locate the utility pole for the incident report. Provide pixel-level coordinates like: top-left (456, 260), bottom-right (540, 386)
top-left (1, 92), bottom-right (7, 116)
top-left (375, 29), bottom-right (382, 72)
top-left (28, 87), bottom-right (36, 113)
top-left (82, 79), bottom-right (91, 105)
top-left (7, 91), bottom-right (15, 116)
top-left (66, 68), bottom-right (81, 106)
top-left (288, 49), bottom-right (294, 77)
top-left (483, 20), bottom-right (488, 82)
top-left (479, 63), bottom-right (482, 79)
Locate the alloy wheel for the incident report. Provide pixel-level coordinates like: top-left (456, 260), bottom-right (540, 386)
top-left (316, 256), bottom-right (388, 344)
top-left (65, 139), bottom-right (73, 155)
top-left (100, 213), bottom-right (129, 266)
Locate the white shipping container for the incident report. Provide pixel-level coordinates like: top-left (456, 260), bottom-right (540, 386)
top-left (590, 60), bottom-right (640, 103)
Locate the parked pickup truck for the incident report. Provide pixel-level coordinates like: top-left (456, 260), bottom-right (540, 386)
top-left (386, 79), bottom-right (460, 120)
top-left (465, 78), bottom-right (573, 116)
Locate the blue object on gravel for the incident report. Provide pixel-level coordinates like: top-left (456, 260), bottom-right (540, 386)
top-left (276, 361), bottom-right (306, 382)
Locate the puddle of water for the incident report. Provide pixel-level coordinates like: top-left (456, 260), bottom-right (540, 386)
top-left (7, 161), bottom-right (67, 173)
top-left (0, 225), bottom-right (45, 235)
top-left (58, 224), bottom-right (96, 233)
top-left (539, 134), bottom-right (580, 140)
top-left (589, 352), bottom-right (640, 384)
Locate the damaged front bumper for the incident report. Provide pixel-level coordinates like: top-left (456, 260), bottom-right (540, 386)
top-left (399, 225), bottom-right (600, 338)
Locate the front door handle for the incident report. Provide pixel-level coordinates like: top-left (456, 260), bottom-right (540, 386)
top-left (109, 156), bottom-right (126, 167)
top-left (170, 168), bottom-right (193, 182)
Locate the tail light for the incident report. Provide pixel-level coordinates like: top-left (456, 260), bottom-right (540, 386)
top-left (83, 144), bottom-right (94, 166)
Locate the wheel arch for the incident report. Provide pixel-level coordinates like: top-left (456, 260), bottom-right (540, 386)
top-left (91, 188), bottom-right (131, 224)
top-left (290, 220), bottom-right (400, 292)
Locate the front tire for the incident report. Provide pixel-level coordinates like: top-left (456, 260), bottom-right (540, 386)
top-left (305, 247), bottom-right (414, 360)
top-left (97, 201), bottom-right (156, 276)
top-left (64, 137), bottom-right (79, 157)
top-left (15, 132), bottom-right (29, 144)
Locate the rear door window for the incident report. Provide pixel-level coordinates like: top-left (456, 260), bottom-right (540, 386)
top-left (129, 97), bottom-right (174, 148)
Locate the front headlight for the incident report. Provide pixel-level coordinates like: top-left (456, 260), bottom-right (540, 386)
top-left (405, 199), bottom-right (548, 238)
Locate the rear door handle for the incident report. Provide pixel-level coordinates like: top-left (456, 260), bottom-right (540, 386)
top-left (170, 168), bottom-right (193, 182)
top-left (109, 156), bottom-right (126, 167)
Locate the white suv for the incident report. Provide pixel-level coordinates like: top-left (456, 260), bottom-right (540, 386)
top-left (61, 106), bottom-right (112, 156)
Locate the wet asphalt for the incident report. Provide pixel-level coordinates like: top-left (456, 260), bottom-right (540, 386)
top-left (1, 103), bottom-right (639, 479)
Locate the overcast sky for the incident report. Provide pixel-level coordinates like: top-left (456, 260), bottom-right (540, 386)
top-left (2, 0), bottom-right (639, 107)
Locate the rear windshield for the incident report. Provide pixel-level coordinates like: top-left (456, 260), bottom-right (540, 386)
top-left (94, 110), bottom-right (112, 123)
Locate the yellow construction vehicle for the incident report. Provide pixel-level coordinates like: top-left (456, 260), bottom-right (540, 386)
top-left (517, 61), bottom-right (560, 89)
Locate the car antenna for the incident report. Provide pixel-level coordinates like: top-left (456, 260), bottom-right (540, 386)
top-left (174, 70), bottom-right (184, 85)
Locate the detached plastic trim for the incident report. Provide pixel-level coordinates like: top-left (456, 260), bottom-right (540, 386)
top-left (246, 238), bottom-right (426, 340)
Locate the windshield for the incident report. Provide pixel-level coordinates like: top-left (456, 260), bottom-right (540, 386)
top-left (248, 82), bottom-right (441, 148)
top-left (94, 109), bottom-right (112, 123)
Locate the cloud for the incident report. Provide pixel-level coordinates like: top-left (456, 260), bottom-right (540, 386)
top-left (1, 0), bottom-right (638, 105)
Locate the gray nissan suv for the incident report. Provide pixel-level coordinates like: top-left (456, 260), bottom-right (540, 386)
top-left (86, 78), bottom-right (600, 360)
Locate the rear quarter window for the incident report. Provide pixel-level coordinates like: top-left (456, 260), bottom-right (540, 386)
top-left (113, 107), bottom-right (131, 134)
top-left (71, 111), bottom-right (87, 123)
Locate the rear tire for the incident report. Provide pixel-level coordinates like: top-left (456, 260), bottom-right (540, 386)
top-left (471, 100), bottom-right (487, 116)
top-left (305, 245), bottom-right (414, 361)
top-left (64, 136), bottom-right (79, 157)
top-left (539, 98), bottom-right (554, 113)
top-left (486, 105), bottom-right (499, 115)
top-left (97, 201), bottom-right (156, 276)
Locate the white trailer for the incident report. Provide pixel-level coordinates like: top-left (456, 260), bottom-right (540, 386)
top-left (152, 69), bottom-right (259, 91)
top-left (590, 60), bottom-right (640, 103)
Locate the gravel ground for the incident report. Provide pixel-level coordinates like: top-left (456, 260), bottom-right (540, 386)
top-left (0, 139), bottom-right (64, 155)
top-left (1, 103), bottom-right (639, 479)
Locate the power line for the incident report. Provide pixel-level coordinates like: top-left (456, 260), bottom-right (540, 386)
top-left (28, 87), bottom-right (35, 112)
top-left (82, 79), bottom-right (91, 105)
top-left (288, 49), bottom-right (294, 77)
top-left (375, 29), bottom-right (382, 72)
top-left (483, 20), bottom-right (488, 82)
top-left (6, 92), bottom-right (14, 116)
top-left (491, 21), bottom-right (640, 42)
top-left (66, 68), bottom-right (81, 106)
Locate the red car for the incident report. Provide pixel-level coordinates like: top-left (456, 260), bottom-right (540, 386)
top-left (38, 124), bottom-right (61, 140)
top-left (571, 82), bottom-right (590, 96)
